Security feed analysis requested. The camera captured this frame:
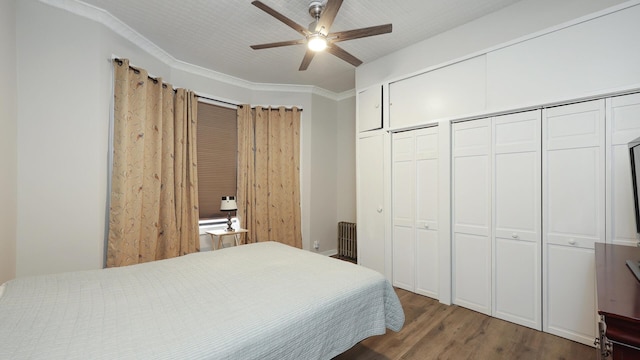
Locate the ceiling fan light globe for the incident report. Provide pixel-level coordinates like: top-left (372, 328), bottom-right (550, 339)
top-left (308, 35), bottom-right (327, 52)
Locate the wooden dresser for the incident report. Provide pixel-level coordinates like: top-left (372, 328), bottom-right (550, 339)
top-left (595, 243), bottom-right (640, 359)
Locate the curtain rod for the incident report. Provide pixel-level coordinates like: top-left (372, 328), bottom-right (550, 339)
top-left (248, 106), bottom-right (302, 112)
top-left (196, 94), bottom-right (241, 108)
top-left (113, 58), bottom-right (302, 111)
top-left (196, 96), bottom-right (302, 111)
top-left (113, 58), bottom-right (170, 88)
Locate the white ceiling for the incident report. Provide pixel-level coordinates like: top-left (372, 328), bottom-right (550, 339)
top-left (79, 0), bottom-right (522, 93)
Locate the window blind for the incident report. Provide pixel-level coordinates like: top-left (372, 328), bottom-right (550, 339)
top-left (197, 102), bottom-right (237, 220)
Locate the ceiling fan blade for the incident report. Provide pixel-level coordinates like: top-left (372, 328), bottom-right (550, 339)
top-left (251, 39), bottom-right (306, 50)
top-left (299, 50), bottom-right (316, 71)
top-left (329, 24), bottom-right (392, 43)
top-left (315, 0), bottom-right (343, 35)
top-left (251, 1), bottom-right (309, 37)
top-left (326, 43), bottom-right (363, 67)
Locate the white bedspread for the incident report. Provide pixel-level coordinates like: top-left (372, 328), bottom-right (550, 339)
top-left (0, 242), bottom-right (404, 359)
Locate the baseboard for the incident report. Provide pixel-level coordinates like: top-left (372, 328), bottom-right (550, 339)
top-left (317, 249), bottom-right (338, 257)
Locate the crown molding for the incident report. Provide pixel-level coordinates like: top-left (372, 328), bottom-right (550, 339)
top-left (40, 0), bottom-right (178, 65)
top-left (38, 0), bottom-right (351, 101)
top-left (335, 89), bottom-right (356, 101)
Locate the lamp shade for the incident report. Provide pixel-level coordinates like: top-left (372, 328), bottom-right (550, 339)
top-left (220, 196), bottom-right (237, 211)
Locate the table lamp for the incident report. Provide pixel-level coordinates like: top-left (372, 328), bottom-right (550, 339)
top-left (220, 196), bottom-right (237, 231)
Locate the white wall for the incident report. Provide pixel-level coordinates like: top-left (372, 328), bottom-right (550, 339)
top-left (16, 1), bottom-right (117, 277)
top-left (14, 0), bottom-right (355, 276)
top-left (310, 94), bottom-right (339, 254)
top-left (0, 0), bottom-right (18, 284)
top-left (337, 95), bottom-right (356, 223)
top-left (357, 0), bottom-right (629, 90)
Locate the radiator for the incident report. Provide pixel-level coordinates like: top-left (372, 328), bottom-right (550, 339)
top-left (337, 222), bottom-right (357, 259)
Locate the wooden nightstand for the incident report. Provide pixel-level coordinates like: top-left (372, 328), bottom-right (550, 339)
top-left (206, 228), bottom-right (249, 250)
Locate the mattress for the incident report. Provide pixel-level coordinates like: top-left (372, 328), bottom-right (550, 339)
top-left (0, 241), bottom-right (404, 359)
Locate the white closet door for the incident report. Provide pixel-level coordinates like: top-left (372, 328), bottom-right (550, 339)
top-left (415, 127), bottom-right (439, 298)
top-left (392, 132), bottom-right (415, 291)
top-left (491, 110), bottom-right (541, 330)
top-left (357, 133), bottom-right (385, 275)
top-left (606, 93), bottom-right (640, 246)
top-left (543, 99), bottom-right (604, 346)
top-left (452, 119), bottom-right (492, 315)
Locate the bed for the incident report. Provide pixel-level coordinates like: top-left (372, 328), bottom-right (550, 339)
top-left (0, 241), bottom-right (404, 359)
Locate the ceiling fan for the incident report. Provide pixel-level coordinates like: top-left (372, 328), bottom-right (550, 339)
top-left (250, 0), bottom-right (392, 71)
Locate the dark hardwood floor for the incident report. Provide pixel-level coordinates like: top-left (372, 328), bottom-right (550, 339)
top-left (334, 288), bottom-right (597, 360)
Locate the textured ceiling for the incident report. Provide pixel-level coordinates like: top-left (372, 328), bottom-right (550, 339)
top-left (79, 0), bottom-right (521, 93)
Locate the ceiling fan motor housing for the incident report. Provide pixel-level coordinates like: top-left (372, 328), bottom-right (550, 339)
top-left (308, 1), bottom-right (324, 19)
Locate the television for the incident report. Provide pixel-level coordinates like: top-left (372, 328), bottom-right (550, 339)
top-left (630, 136), bottom-right (640, 235)
top-left (626, 136), bottom-right (640, 282)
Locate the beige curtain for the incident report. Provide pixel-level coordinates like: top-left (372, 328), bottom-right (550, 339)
top-left (237, 106), bottom-right (302, 248)
top-left (237, 105), bottom-right (255, 246)
top-left (107, 59), bottom-right (199, 267)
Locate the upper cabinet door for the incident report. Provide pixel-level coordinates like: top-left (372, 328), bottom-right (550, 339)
top-left (389, 56), bottom-right (486, 129)
top-left (358, 85), bottom-right (382, 132)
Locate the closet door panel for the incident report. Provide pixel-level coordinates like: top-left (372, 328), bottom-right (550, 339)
top-left (392, 134), bottom-right (414, 227)
top-left (453, 232), bottom-right (491, 313)
top-left (393, 133), bottom-right (414, 159)
top-left (607, 93), bottom-right (640, 246)
top-left (543, 99), bottom-right (604, 346)
top-left (392, 160), bottom-right (414, 227)
top-left (452, 119), bottom-right (490, 235)
top-left (453, 155), bottom-right (490, 236)
top-left (494, 238), bottom-right (538, 325)
top-left (416, 228), bottom-right (438, 298)
top-left (545, 245), bottom-right (597, 342)
top-left (416, 157), bottom-right (438, 230)
top-left (546, 111), bottom-right (601, 150)
top-left (392, 133), bottom-right (415, 291)
top-left (545, 147), bottom-right (601, 248)
top-left (493, 151), bottom-right (538, 241)
top-left (415, 127), bottom-right (439, 298)
top-left (492, 110), bottom-right (541, 330)
top-left (544, 100), bottom-right (604, 249)
top-left (452, 120), bottom-right (491, 157)
top-left (416, 131), bottom-right (438, 156)
top-left (494, 114), bottom-right (539, 153)
top-left (357, 134), bottom-right (385, 274)
top-left (452, 121), bottom-right (491, 241)
top-left (452, 119), bottom-right (491, 315)
top-left (393, 225), bottom-right (414, 291)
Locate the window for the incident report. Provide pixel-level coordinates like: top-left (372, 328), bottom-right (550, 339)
top-left (196, 102), bottom-right (237, 220)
